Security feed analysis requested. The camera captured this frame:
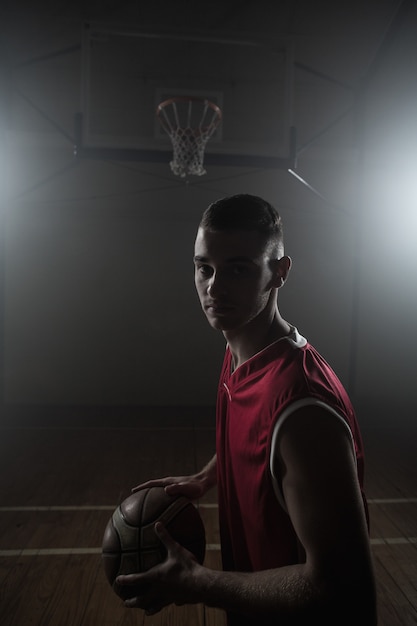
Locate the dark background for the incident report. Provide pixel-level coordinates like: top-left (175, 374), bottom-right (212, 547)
top-left (1, 0), bottom-right (416, 428)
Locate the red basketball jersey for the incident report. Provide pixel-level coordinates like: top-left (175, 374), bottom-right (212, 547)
top-left (216, 328), bottom-right (367, 591)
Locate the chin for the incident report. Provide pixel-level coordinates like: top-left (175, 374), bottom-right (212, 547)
top-left (207, 320), bottom-right (226, 331)
top-left (207, 317), bottom-right (240, 332)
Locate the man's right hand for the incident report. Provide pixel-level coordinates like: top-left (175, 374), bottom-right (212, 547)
top-left (132, 455), bottom-right (217, 501)
top-left (131, 474), bottom-right (208, 500)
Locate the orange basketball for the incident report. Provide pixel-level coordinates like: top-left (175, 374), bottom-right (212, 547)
top-left (102, 487), bottom-right (206, 598)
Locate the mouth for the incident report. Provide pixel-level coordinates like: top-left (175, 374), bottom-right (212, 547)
top-left (205, 302), bottom-right (235, 315)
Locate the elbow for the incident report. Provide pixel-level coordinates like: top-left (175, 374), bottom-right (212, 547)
top-left (308, 559), bottom-right (377, 625)
top-left (323, 574), bottom-right (377, 625)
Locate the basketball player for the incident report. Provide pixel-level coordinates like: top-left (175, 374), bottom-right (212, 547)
top-left (117, 194), bottom-right (377, 625)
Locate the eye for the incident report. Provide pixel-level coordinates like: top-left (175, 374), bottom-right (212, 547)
top-left (196, 264), bottom-right (213, 277)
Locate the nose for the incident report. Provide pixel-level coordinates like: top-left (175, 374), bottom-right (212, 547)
top-left (207, 271), bottom-right (227, 297)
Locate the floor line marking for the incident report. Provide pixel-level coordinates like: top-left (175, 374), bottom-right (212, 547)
top-left (370, 537), bottom-right (417, 545)
top-left (1, 498), bottom-right (417, 513)
top-left (0, 548), bottom-right (103, 556)
top-left (1, 539), bottom-right (417, 557)
top-left (0, 424), bottom-right (215, 433)
top-left (0, 506), bottom-right (116, 512)
top-left (0, 547), bottom-right (221, 557)
top-left (367, 498), bottom-right (417, 504)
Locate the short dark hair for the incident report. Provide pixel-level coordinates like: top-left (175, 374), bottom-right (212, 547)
top-left (200, 194), bottom-right (284, 255)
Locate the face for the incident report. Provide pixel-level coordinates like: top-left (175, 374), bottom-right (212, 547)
top-left (194, 227), bottom-right (285, 332)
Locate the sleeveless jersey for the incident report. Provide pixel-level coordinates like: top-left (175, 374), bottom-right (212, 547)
top-left (216, 327), bottom-right (367, 585)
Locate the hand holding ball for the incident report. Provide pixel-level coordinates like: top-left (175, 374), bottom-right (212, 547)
top-left (102, 487), bottom-right (206, 598)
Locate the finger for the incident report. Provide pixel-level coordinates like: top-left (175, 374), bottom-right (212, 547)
top-left (131, 480), bottom-right (161, 493)
top-left (163, 482), bottom-right (183, 495)
top-left (116, 573), bottom-right (146, 586)
top-left (124, 597), bottom-right (164, 613)
top-left (145, 605), bottom-right (163, 616)
top-left (154, 521), bottom-right (174, 546)
top-left (117, 581), bottom-right (152, 605)
top-left (124, 596), bottom-right (140, 608)
top-left (131, 477), bottom-right (172, 493)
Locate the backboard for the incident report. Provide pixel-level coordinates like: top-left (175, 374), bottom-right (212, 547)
top-left (78, 23), bottom-right (295, 168)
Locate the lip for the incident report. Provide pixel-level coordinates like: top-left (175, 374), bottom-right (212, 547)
top-left (205, 302), bottom-right (235, 314)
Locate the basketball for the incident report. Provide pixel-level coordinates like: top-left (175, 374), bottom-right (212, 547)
top-left (102, 487), bottom-right (206, 597)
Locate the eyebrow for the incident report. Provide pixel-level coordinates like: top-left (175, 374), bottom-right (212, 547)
top-left (193, 255), bottom-right (255, 264)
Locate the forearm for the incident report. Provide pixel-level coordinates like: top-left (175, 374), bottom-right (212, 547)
top-left (195, 454), bottom-right (217, 491)
top-left (199, 563), bottom-right (316, 621)
top-left (193, 562), bottom-right (375, 625)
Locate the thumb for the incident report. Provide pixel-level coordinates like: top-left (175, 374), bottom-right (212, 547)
top-left (154, 521), bottom-right (173, 546)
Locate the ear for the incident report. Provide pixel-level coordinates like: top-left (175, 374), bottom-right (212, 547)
top-left (270, 255), bottom-right (292, 288)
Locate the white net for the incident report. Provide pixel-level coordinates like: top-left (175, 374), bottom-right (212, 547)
top-left (157, 97), bottom-right (222, 177)
top-left (169, 128), bottom-right (211, 177)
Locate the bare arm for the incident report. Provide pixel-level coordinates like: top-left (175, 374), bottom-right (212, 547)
top-left (131, 454), bottom-right (217, 500)
top-left (119, 408), bottom-right (377, 624)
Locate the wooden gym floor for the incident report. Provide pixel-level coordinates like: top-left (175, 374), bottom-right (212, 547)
top-left (0, 407), bottom-right (416, 625)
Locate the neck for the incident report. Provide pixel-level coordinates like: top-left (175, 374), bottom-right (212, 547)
top-left (224, 307), bottom-right (291, 371)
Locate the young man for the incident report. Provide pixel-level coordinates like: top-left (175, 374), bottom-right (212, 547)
top-left (117, 194), bottom-right (377, 624)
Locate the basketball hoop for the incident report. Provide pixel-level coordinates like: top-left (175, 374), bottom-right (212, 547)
top-left (156, 96), bottom-right (222, 177)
